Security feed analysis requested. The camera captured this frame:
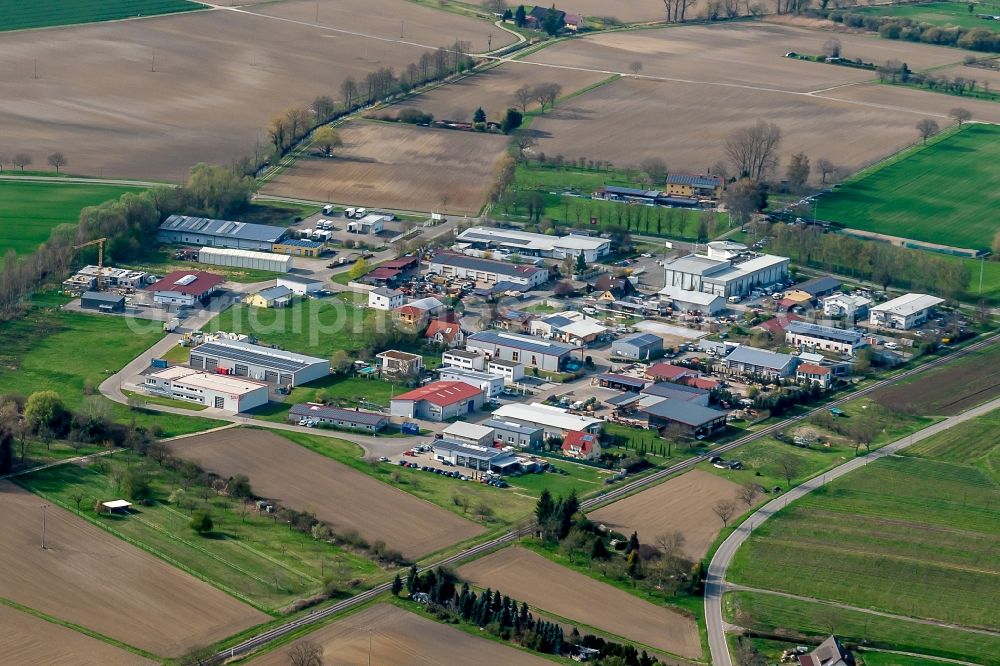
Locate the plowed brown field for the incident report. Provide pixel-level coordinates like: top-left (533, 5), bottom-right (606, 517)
top-left (251, 603), bottom-right (550, 665)
top-left (167, 429), bottom-right (484, 558)
top-left (458, 547), bottom-right (702, 659)
top-left (0, 481), bottom-right (265, 657)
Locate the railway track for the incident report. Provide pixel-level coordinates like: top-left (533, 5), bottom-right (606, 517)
top-left (217, 332), bottom-right (999, 662)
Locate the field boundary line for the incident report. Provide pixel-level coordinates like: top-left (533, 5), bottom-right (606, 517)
top-left (0, 1), bottom-right (209, 35)
top-left (0, 447), bottom-right (122, 482)
top-left (858, 646), bottom-right (982, 666)
top-left (0, 596), bottom-right (160, 661)
top-left (726, 585), bottom-right (1000, 637)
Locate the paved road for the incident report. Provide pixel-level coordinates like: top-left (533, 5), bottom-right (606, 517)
top-left (704, 395), bottom-right (1000, 666)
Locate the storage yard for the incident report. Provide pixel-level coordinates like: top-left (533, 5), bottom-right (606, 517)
top-left (458, 547), bottom-right (703, 659)
top-left (167, 429), bottom-right (484, 559)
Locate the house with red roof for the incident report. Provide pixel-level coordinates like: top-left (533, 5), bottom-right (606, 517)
top-left (147, 270), bottom-right (224, 307)
top-left (796, 362), bottom-right (832, 388)
top-left (644, 362), bottom-right (697, 383)
top-left (425, 319), bottom-right (465, 348)
top-left (389, 381), bottom-right (484, 421)
top-left (561, 431), bottom-right (601, 460)
top-left (754, 314), bottom-right (803, 336)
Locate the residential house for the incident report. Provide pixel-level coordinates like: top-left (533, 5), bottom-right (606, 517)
top-left (664, 173), bottom-right (723, 200)
top-left (796, 363), bottom-right (833, 388)
top-left (798, 636), bottom-right (855, 666)
top-left (494, 309), bottom-right (536, 334)
top-left (424, 319), bottom-right (465, 347)
top-left (593, 274), bottom-right (638, 301)
top-left (823, 293), bottom-right (872, 321)
top-left (376, 350), bottom-right (424, 376)
top-left (395, 296), bottom-right (446, 326)
top-left (530, 311), bottom-right (608, 345)
top-left (389, 381), bottom-right (484, 421)
top-left (369, 287), bottom-right (406, 311)
top-left (561, 431), bottom-right (601, 460)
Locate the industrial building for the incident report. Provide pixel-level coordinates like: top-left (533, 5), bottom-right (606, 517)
top-left (277, 275), bottom-right (323, 296)
top-left (456, 226), bottom-right (611, 263)
top-left (723, 346), bottom-right (797, 378)
top-left (287, 403), bottom-right (389, 432)
top-left (427, 252), bottom-right (549, 288)
top-left (272, 239), bottom-right (324, 257)
top-left (485, 418), bottom-right (544, 449)
top-left (188, 339), bottom-right (330, 387)
top-left (390, 381), bottom-right (484, 421)
top-left (658, 285), bottom-right (727, 314)
top-left (143, 366), bottom-right (268, 412)
top-left (662, 242), bottom-right (789, 298)
top-left (431, 439), bottom-right (519, 473)
top-left (442, 349), bottom-right (486, 371)
top-left (870, 293), bottom-right (944, 330)
top-left (785, 321), bottom-right (866, 355)
top-left (466, 331), bottom-right (581, 372)
top-left (611, 332), bottom-right (664, 360)
top-left (198, 247), bottom-right (292, 273)
top-left (158, 215), bottom-right (287, 250)
top-left (147, 271), bottom-right (225, 307)
top-left (80, 291), bottom-right (125, 313)
top-left (438, 366), bottom-right (505, 399)
top-left (823, 293), bottom-right (872, 321)
top-left (487, 358), bottom-right (525, 384)
top-left (442, 422), bottom-right (495, 447)
top-left (491, 403), bottom-right (601, 439)
top-left (640, 399), bottom-right (727, 437)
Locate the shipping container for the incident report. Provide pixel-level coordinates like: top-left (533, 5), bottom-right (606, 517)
top-left (150, 358), bottom-right (169, 369)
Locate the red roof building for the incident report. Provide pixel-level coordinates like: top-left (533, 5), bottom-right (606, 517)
top-left (424, 319), bottom-right (464, 347)
top-left (147, 270), bottom-right (224, 306)
top-left (684, 376), bottom-right (722, 391)
top-left (796, 362), bottom-right (832, 387)
top-left (390, 381), bottom-right (485, 422)
top-left (645, 363), bottom-right (697, 383)
top-left (381, 256), bottom-right (420, 271)
top-left (754, 314), bottom-right (803, 336)
top-left (561, 431), bottom-right (601, 460)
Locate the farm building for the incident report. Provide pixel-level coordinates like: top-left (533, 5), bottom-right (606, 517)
top-left (487, 358), bottom-right (525, 384)
top-left (561, 431), bottom-right (601, 460)
top-left (143, 366), bottom-right (268, 412)
top-left (80, 291), bottom-right (125, 313)
top-left (425, 319), bottom-right (465, 347)
top-left (369, 287), bottom-right (405, 311)
top-left (485, 418), bottom-right (543, 449)
top-left (431, 438), bottom-right (519, 472)
top-left (658, 285), bottom-right (727, 314)
top-left (640, 381), bottom-right (711, 407)
top-left (246, 285), bottom-right (292, 309)
top-left (592, 185), bottom-right (662, 204)
top-left (785, 321), bottom-right (866, 355)
top-left (797, 276), bottom-right (842, 299)
top-left (147, 270), bottom-right (224, 307)
top-left (189, 339), bottom-right (330, 387)
top-left (376, 350), bottom-right (424, 376)
top-left (823, 293), bottom-right (872, 321)
top-left (491, 403), bottom-right (601, 439)
top-left (662, 247), bottom-right (789, 298)
top-left (664, 174), bottom-right (723, 200)
top-left (158, 215), bottom-right (287, 250)
top-left (456, 226), bottom-right (610, 263)
top-left (442, 422), bottom-right (495, 447)
top-left (796, 363), bottom-right (833, 388)
top-left (530, 311), bottom-right (608, 345)
top-left (272, 239), bottom-right (324, 257)
top-left (277, 275), bottom-right (323, 295)
top-left (798, 636), bottom-right (855, 666)
top-left (438, 366), bottom-right (505, 399)
top-left (390, 381), bottom-right (484, 422)
top-left (645, 363), bottom-right (697, 383)
top-left (287, 403), bottom-right (389, 432)
top-left (870, 293), bottom-right (944, 330)
top-left (466, 331), bottom-right (581, 372)
top-left (442, 349), bottom-right (486, 371)
top-left (198, 247), bottom-right (292, 273)
top-left (640, 399), bottom-right (727, 437)
top-left (723, 346), bottom-right (797, 378)
top-left (597, 373), bottom-right (648, 393)
top-left (427, 252), bottom-right (549, 288)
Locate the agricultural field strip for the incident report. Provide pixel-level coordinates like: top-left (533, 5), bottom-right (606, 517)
top-left (703, 393), bottom-right (1000, 666)
top-left (727, 584), bottom-right (1000, 638)
top-left (112, 332), bottom-right (990, 660)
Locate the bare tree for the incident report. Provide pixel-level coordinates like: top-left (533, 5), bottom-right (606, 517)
top-left (482, 0), bottom-right (508, 13)
top-left (514, 132), bottom-right (537, 160)
top-left (514, 84), bottom-right (533, 113)
top-left (629, 61), bottom-right (643, 75)
top-left (12, 153), bottom-right (31, 171)
top-left (640, 157), bottom-right (668, 185)
top-left (725, 119), bottom-right (781, 181)
top-left (785, 152), bottom-right (810, 191)
top-left (849, 420), bottom-right (879, 455)
top-left (816, 157), bottom-right (836, 184)
top-left (340, 77), bottom-right (359, 111)
top-left (655, 531), bottom-right (686, 561)
top-left (288, 640), bottom-right (324, 666)
top-left (949, 107), bottom-right (972, 127)
top-left (47, 152), bottom-right (67, 173)
top-left (915, 118), bottom-right (940, 144)
top-left (822, 37), bottom-right (842, 58)
top-left (737, 481), bottom-right (760, 507)
top-left (778, 455), bottom-right (801, 488)
top-left (712, 499), bottom-right (737, 527)
top-left (533, 82), bottom-right (562, 112)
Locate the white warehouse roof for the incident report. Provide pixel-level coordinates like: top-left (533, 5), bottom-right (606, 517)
top-left (198, 247), bottom-right (292, 272)
top-left (659, 285), bottom-right (724, 306)
top-left (492, 403), bottom-right (601, 432)
top-left (442, 422), bottom-right (495, 441)
top-left (871, 293), bottom-right (944, 316)
top-left (148, 366), bottom-right (267, 395)
top-left (457, 226), bottom-right (609, 252)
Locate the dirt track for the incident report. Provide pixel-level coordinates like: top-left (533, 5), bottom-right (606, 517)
top-left (0, 481), bottom-right (265, 657)
top-left (458, 547), bottom-right (702, 659)
top-left (588, 469), bottom-right (747, 561)
top-left (262, 121), bottom-right (507, 214)
top-left (167, 428), bottom-right (484, 559)
top-left (250, 603), bottom-right (550, 665)
top-left (0, 603), bottom-right (154, 666)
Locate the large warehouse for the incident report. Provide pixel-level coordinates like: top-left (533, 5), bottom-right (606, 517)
top-left (198, 247), bottom-right (292, 273)
top-left (466, 331), bottom-right (580, 372)
top-left (188, 339), bottom-right (330, 387)
top-left (427, 252), bottom-right (549, 288)
top-left (456, 226), bottom-right (611, 263)
top-left (143, 366), bottom-right (268, 413)
top-left (662, 243), bottom-right (789, 298)
top-left (158, 215), bottom-right (287, 251)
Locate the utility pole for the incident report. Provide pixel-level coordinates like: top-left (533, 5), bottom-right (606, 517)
top-left (41, 504), bottom-right (48, 549)
top-left (33, 58), bottom-right (38, 79)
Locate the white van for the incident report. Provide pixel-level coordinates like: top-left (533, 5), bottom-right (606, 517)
top-left (354, 207), bottom-right (367, 218)
top-left (323, 204), bottom-right (334, 215)
top-left (728, 295), bottom-right (741, 304)
top-left (344, 207), bottom-right (356, 218)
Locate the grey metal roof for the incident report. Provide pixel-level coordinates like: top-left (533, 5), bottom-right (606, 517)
top-left (288, 404), bottom-right (387, 426)
top-left (786, 321), bottom-right (863, 344)
top-left (192, 340), bottom-right (327, 373)
top-left (641, 399), bottom-right (727, 427)
top-left (598, 373), bottom-right (647, 388)
top-left (614, 332), bottom-right (662, 348)
top-left (641, 382), bottom-right (709, 400)
top-left (159, 215), bottom-right (286, 243)
top-left (605, 391), bottom-right (641, 407)
top-left (665, 174), bottom-right (722, 188)
top-left (432, 438), bottom-right (504, 461)
top-left (467, 331), bottom-right (579, 357)
top-left (797, 276), bottom-right (841, 296)
top-left (431, 252), bottom-right (544, 278)
top-left (483, 418), bottom-right (543, 435)
top-left (278, 274), bottom-right (323, 285)
top-left (602, 185), bottom-right (660, 198)
top-left (81, 291), bottom-right (124, 303)
top-left (256, 285), bottom-right (292, 301)
top-left (724, 346), bottom-right (794, 370)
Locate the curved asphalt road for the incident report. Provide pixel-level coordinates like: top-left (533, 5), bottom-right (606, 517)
top-left (704, 394), bottom-right (1000, 666)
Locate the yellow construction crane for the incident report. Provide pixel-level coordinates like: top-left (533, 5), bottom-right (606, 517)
top-left (72, 237), bottom-right (108, 291)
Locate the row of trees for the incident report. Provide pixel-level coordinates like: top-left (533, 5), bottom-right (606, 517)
top-left (513, 82), bottom-right (563, 114)
top-left (809, 9), bottom-right (1000, 53)
top-left (0, 151), bottom-right (67, 173)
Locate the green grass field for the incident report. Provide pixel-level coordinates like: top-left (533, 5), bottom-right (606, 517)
top-left (725, 591), bottom-right (1000, 665)
top-left (818, 124), bottom-right (1000, 251)
top-left (123, 248), bottom-right (288, 284)
top-left (729, 410), bottom-right (1000, 632)
top-left (253, 375), bottom-right (406, 423)
top-left (0, 181), bottom-right (147, 256)
top-left (18, 451), bottom-right (381, 611)
top-left (0, 0), bottom-right (203, 31)
top-left (853, 1), bottom-right (1000, 32)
